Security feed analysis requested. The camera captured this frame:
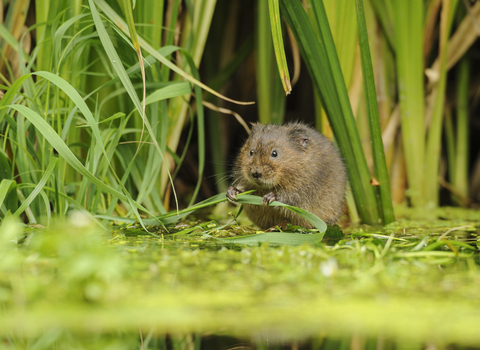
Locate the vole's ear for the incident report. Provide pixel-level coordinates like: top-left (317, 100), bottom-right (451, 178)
top-left (250, 122), bottom-right (263, 135)
top-left (288, 124), bottom-right (310, 149)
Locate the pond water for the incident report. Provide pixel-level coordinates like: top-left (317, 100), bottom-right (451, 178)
top-left (1, 207), bottom-right (479, 349)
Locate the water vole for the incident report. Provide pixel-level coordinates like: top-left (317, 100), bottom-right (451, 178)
top-left (226, 122), bottom-right (346, 229)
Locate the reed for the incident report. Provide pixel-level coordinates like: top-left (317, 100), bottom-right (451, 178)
top-left (257, 0), bottom-right (286, 124)
top-left (0, 0), bottom-right (476, 226)
top-left (279, 0), bottom-right (385, 224)
top-left (0, 0), bottom-right (236, 226)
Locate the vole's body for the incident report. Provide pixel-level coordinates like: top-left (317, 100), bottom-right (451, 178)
top-left (227, 122), bottom-right (346, 229)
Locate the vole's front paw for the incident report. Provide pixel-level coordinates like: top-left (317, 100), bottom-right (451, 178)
top-left (226, 186), bottom-right (241, 202)
top-left (262, 192), bottom-right (277, 205)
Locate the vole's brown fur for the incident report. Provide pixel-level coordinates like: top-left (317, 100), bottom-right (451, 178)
top-left (227, 122), bottom-right (346, 229)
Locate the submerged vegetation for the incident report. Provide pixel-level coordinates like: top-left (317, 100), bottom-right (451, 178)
top-left (1, 0), bottom-right (480, 347)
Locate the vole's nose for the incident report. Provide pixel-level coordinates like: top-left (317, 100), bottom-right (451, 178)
top-left (252, 171), bottom-right (262, 179)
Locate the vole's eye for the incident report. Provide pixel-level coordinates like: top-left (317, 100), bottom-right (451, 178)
top-left (249, 149), bottom-right (254, 156)
top-left (271, 150), bottom-right (278, 158)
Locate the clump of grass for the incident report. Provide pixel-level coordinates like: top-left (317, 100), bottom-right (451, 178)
top-left (1, 0), bottom-right (478, 229)
top-left (0, 0), bottom-right (252, 227)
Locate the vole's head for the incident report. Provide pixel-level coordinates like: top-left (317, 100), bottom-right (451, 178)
top-left (238, 123), bottom-right (311, 189)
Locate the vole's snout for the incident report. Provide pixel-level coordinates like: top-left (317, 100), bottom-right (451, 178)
top-left (251, 171), bottom-right (262, 179)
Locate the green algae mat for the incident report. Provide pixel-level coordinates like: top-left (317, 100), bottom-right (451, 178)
top-left (1, 207), bottom-right (479, 349)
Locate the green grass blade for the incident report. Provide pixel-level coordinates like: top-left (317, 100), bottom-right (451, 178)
top-left (145, 82), bottom-right (191, 105)
top-left (12, 157), bottom-right (58, 219)
top-left (154, 193), bottom-right (228, 224)
top-left (219, 231), bottom-right (324, 246)
top-left (150, 191), bottom-right (327, 231)
top-left (268, 0), bottom-right (292, 95)
top-left (94, 0), bottom-right (237, 204)
top-left (118, 0), bottom-right (147, 152)
top-left (52, 13), bottom-right (90, 72)
top-left (32, 71), bottom-right (153, 227)
top-left (280, 0), bottom-right (379, 224)
top-left (424, 0), bottom-right (459, 206)
top-left (190, 0), bottom-right (218, 66)
top-left (38, 190), bottom-right (52, 226)
top-left (142, 47), bottom-right (207, 207)
top-left (0, 74), bottom-right (30, 124)
top-left (2, 71), bottom-right (120, 170)
top-left (88, 0), bottom-right (181, 212)
top-left (34, 71), bottom-right (109, 158)
top-left (89, 0), bottom-right (143, 116)
top-left (5, 104), bottom-right (129, 202)
top-left (368, 0), bottom-right (395, 48)
top-left (322, 0), bottom-right (357, 88)
top-left (0, 180), bottom-right (16, 214)
top-left (1, 0), bottom-right (30, 54)
top-left (445, 107), bottom-right (456, 194)
top-left (257, 0), bottom-right (275, 124)
top-left (355, 0), bottom-right (394, 224)
top-left (135, 0), bottom-right (163, 52)
top-left (0, 22), bottom-right (32, 64)
top-left (257, 0), bottom-right (286, 124)
top-left (35, 0), bottom-right (54, 72)
top-left (453, 57), bottom-right (470, 202)
top-left (184, 55), bottom-right (205, 207)
top-left (235, 194), bottom-right (327, 233)
top-left (94, 0), bottom-right (253, 106)
top-left (393, 0), bottom-right (425, 207)
top-left (118, 0), bottom-right (142, 58)
top-left (160, 0), bottom-right (179, 81)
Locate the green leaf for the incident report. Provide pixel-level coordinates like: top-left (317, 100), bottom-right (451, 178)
top-left (452, 58), bottom-right (470, 203)
top-left (257, 0), bottom-right (286, 124)
top-left (13, 157), bottom-right (58, 219)
top-left (355, 0), bottom-right (394, 224)
top-left (5, 105), bottom-right (128, 202)
top-left (89, 0), bottom-right (181, 212)
top-left (424, 0), bottom-right (459, 206)
top-left (219, 231), bottom-right (324, 246)
top-left (154, 193), bottom-right (228, 224)
top-left (98, 112), bottom-right (126, 124)
top-left (392, 0), bottom-right (425, 207)
top-left (280, 0), bottom-right (379, 224)
top-left (235, 194), bottom-right (328, 233)
top-left (94, 0), bottom-right (254, 106)
top-left (145, 82), bottom-right (191, 106)
top-left (0, 180), bottom-right (16, 214)
top-left (268, 0), bottom-right (292, 95)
